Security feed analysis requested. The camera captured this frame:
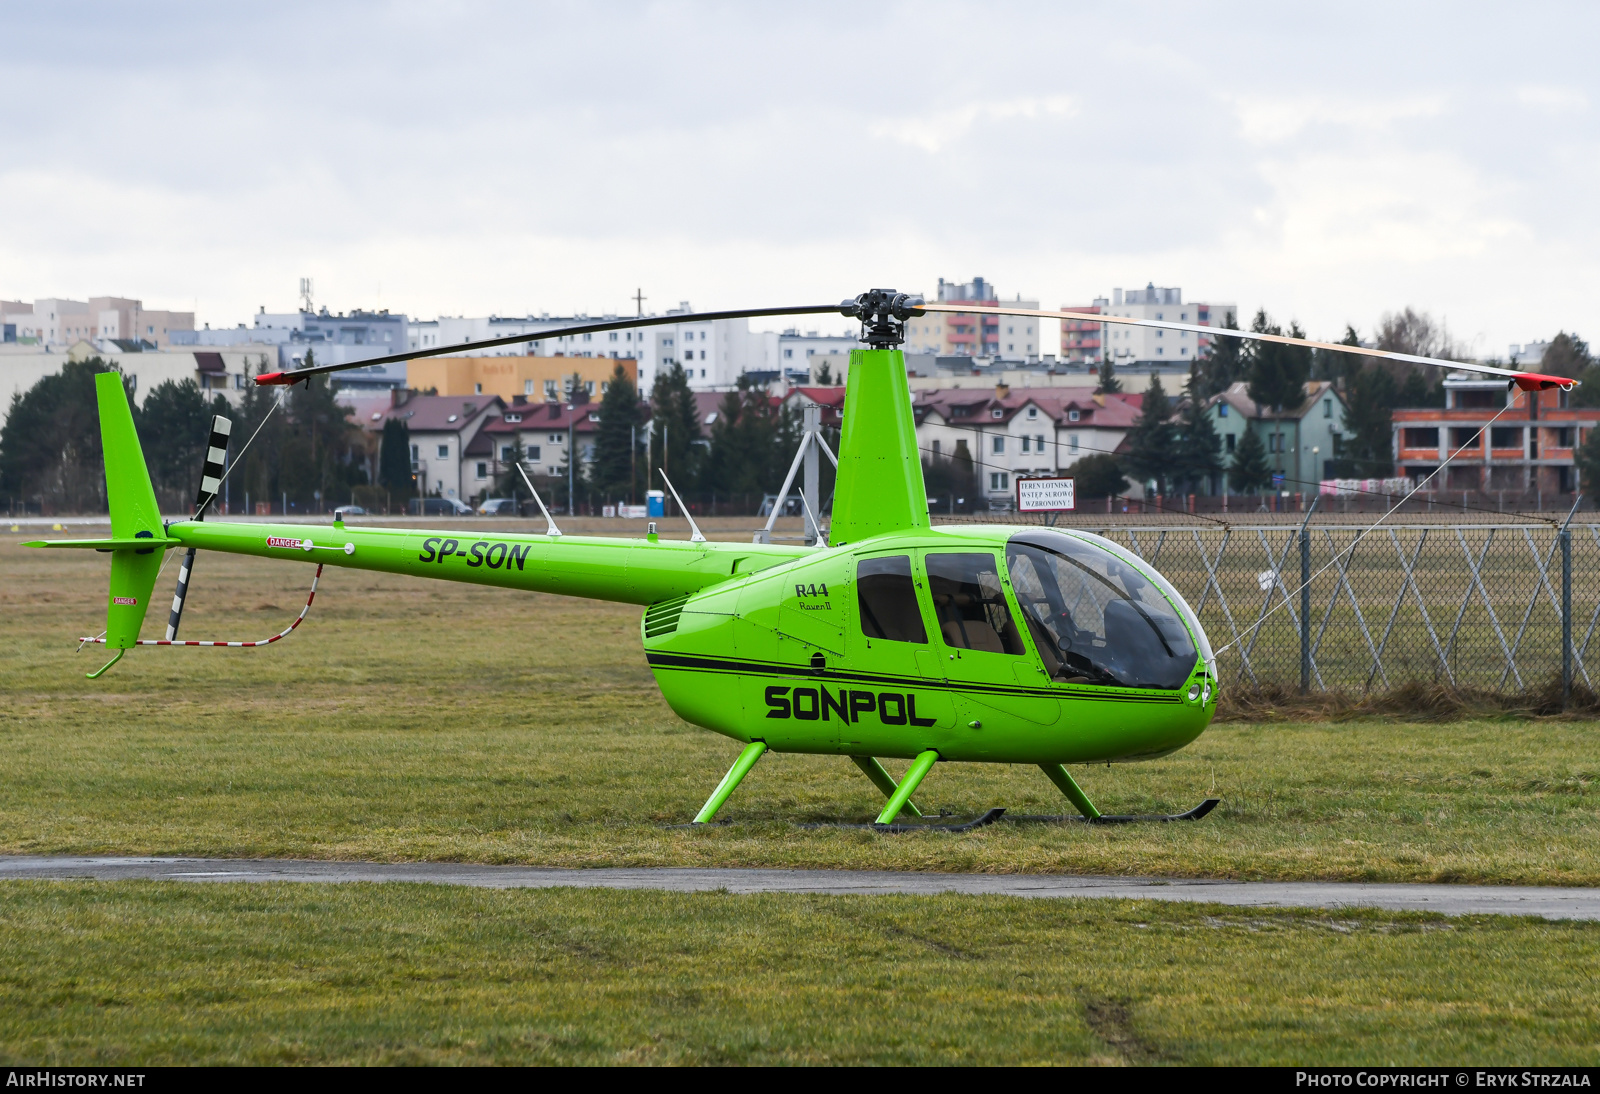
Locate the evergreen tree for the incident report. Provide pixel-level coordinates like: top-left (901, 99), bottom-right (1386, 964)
top-left (1072, 453), bottom-right (1129, 500)
top-left (1093, 358), bottom-right (1122, 395)
top-left (1245, 310), bottom-right (1312, 414)
top-left (1174, 369), bottom-right (1224, 494)
top-left (1395, 369), bottom-right (1444, 408)
top-left (136, 378), bottom-right (230, 511)
top-left (1545, 332), bottom-right (1600, 407)
top-left (704, 373), bottom-right (785, 501)
top-left (1575, 429), bottom-right (1600, 506)
top-left (0, 357), bottom-right (129, 513)
top-left (1196, 313), bottom-right (1242, 397)
top-left (590, 362), bottom-right (643, 503)
top-left (277, 350), bottom-right (365, 512)
top-left (378, 418), bottom-right (414, 504)
top-left (814, 361), bottom-right (834, 385)
top-left (1124, 373), bottom-right (1180, 494)
top-left (1336, 364), bottom-right (1396, 476)
top-left (1228, 425), bottom-right (1273, 494)
top-left (649, 361), bottom-right (703, 491)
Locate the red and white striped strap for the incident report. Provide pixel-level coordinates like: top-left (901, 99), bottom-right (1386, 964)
top-left (82, 565), bottom-right (323, 648)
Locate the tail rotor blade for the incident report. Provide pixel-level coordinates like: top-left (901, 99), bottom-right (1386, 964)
top-left (172, 414), bottom-right (232, 641)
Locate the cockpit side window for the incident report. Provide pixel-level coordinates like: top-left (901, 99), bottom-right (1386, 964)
top-left (1006, 534), bottom-right (1196, 690)
top-left (856, 555), bottom-right (927, 643)
top-left (924, 552), bottom-right (1026, 655)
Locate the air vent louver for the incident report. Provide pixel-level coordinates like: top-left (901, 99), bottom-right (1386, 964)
top-left (643, 594), bottom-right (691, 639)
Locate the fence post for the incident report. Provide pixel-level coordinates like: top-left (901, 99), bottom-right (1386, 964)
top-left (1300, 523), bottom-right (1311, 694)
top-left (1562, 525), bottom-right (1573, 710)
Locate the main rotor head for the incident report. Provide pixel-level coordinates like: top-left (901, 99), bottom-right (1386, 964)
top-left (840, 289), bottom-right (925, 349)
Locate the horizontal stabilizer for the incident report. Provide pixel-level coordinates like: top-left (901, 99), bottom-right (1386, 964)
top-left (24, 537), bottom-right (177, 550)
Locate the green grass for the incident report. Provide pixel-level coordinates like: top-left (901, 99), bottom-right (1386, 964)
top-left (1, 881), bottom-right (1596, 1065)
top-left (1, 534), bottom-right (1597, 883)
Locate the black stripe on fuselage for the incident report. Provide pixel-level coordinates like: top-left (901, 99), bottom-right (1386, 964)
top-left (642, 651), bottom-right (1182, 705)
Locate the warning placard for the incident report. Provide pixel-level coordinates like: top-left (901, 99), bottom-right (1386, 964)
top-left (1016, 476), bottom-right (1075, 512)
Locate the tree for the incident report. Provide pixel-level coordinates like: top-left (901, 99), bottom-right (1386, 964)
top-left (1173, 370), bottom-right (1224, 494)
top-left (590, 362), bottom-right (643, 503)
top-left (649, 361), bottom-right (703, 491)
top-left (1072, 454), bottom-right (1129, 500)
top-left (276, 350), bottom-right (365, 512)
top-left (814, 361), bottom-right (834, 385)
top-left (1195, 313), bottom-right (1242, 398)
top-left (1123, 373), bottom-right (1180, 494)
top-left (1545, 333), bottom-right (1600, 407)
top-left (1313, 325), bottom-right (1363, 386)
top-left (0, 357), bottom-right (129, 513)
top-left (922, 442), bottom-right (981, 512)
top-left (1228, 425), bottom-right (1273, 495)
top-left (1376, 307), bottom-right (1458, 359)
top-left (704, 373), bottom-right (790, 501)
top-left (137, 378), bottom-right (230, 512)
top-left (1334, 364), bottom-right (1397, 477)
top-left (1575, 430), bottom-right (1600, 505)
top-left (1396, 369), bottom-right (1444, 408)
top-left (1244, 310), bottom-right (1312, 415)
top-left (378, 418), bottom-right (414, 503)
top-left (1093, 358), bottom-right (1122, 395)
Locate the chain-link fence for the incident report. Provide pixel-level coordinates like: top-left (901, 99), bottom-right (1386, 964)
top-left (936, 514), bottom-right (1599, 697)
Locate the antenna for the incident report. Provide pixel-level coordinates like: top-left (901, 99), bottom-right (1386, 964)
top-left (299, 277), bottom-right (314, 312)
top-left (515, 462), bottom-right (562, 537)
top-left (658, 470), bottom-right (706, 543)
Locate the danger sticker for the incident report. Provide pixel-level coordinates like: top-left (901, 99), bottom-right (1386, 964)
top-left (267, 536), bottom-right (304, 549)
top-left (112, 596), bottom-right (138, 605)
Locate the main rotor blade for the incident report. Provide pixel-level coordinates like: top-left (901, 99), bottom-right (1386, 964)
top-left (916, 303), bottom-right (1579, 391)
top-left (255, 303), bottom-right (849, 386)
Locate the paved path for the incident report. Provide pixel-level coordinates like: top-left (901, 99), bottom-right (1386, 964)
top-left (2, 857), bottom-right (1597, 920)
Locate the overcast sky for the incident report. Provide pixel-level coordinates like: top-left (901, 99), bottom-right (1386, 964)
top-left (2, 1), bottom-right (1596, 356)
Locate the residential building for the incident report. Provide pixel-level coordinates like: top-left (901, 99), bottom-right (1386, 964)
top-left (407, 355), bottom-right (637, 403)
top-left (903, 277), bottom-right (1041, 359)
top-left (1392, 373), bottom-right (1595, 494)
top-left (1060, 298), bottom-right (1108, 365)
top-left (376, 391), bottom-right (506, 502)
top-left (0, 297), bottom-right (193, 347)
top-left (914, 385), bottom-right (1145, 504)
top-left (407, 304), bottom-right (778, 393)
top-left (1101, 284), bottom-right (1236, 374)
top-left (0, 341), bottom-right (275, 429)
top-left (1202, 381), bottom-right (1347, 493)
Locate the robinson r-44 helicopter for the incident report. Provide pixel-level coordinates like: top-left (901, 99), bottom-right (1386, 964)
top-left (28, 290), bottom-right (1578, 827)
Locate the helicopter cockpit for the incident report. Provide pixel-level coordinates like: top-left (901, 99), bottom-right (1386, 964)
top-left (1005, 529), bottom-right (1208, 691)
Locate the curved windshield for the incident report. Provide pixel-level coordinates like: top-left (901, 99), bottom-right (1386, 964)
top-left (1005, 529), bottom-right (1199, 690)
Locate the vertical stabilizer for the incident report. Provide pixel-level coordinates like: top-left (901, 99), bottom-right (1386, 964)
top-left (96, 371), bottom-right (165, 648)
top-left (828, 348), bottom-right (930, 545)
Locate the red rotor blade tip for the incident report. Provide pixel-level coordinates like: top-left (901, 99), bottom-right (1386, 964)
top-left (1512, 371), bottom-right (1578, 392)
top-left (254, 371), bottom-right (292, 386)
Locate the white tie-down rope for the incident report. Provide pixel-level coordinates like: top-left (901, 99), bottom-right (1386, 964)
top-left (79, 564), bottom-right (323, 648)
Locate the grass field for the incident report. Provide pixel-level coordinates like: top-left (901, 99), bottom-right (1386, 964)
top-left (3, 525), bottom-right (1600, 1065)
top-left (1, 882), bottom-right (1596, 1065)
top-left (2, 530), bottom-right (1596, 884)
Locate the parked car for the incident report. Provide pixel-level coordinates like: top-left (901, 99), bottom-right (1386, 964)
top-left (333, 505), bottom-right (367, 517)
top-left (478, 498), bottom-right (517, 515)
top-left (407, 497), bottom-right (475, 517)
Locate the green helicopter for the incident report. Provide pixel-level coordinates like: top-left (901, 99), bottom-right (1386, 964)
top-left (27, 290), bottom-right (1577, 827)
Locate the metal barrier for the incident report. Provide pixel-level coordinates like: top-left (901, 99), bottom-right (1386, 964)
top-left (940, 515), bottom-right (1596, 698)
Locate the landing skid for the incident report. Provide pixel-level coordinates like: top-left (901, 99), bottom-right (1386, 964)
top-left (1005, 797), bottom-right (1221, 825)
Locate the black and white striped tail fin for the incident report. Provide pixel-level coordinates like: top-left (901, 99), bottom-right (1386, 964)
top-left (168, 414), bottom-right (231, 641)
top-left (193, 414), bottom-right (232, 519)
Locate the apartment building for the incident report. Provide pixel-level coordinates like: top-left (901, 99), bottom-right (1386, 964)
top-left (1060, 298), bottom-right (1109, 365)
top-left (1392, 374), bottom-right (1595, 494)
top-left (1100, 284), bottom-right (1236, 373)
top-left (903, 277), bottom-right (1041, 359)
top-left (407, 355), bottom-right (636, 403)
top-left (1, 297), bottom-right (193, 347)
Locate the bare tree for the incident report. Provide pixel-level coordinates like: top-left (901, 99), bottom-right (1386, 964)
top-left (1375, 307), bottom-right (1463, 361)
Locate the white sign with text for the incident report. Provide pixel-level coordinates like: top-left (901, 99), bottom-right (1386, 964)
top-left (1016, 477), bottom-right (1075, 512)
